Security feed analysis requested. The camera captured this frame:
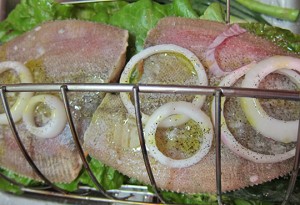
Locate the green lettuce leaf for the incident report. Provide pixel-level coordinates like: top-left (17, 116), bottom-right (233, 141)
top-left (0, 0), bottom-right (73, 42)
top-left (0, 157), bottom-right (127, 193)
top-left (6, 0), bottom-right (56, 32)
top-left (241, 23), bottom-right (300, 54)
top-left (226, 175), bottom-right (300, 205)
top-left (108, 0), bottom-right (197, 53)
top-left (0, 168), bottom-right (41, 194)
top-left (200, 2), bottom-right (226, 22)
top-left (0, 0), bottom-right (198, 53)
top-left (78, 157), bottom-right (126, 190)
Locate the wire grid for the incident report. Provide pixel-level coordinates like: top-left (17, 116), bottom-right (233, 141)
top-left (0, 83), bottom-right (299, 205)
top-left (0, 1), bottom-right (300, 204)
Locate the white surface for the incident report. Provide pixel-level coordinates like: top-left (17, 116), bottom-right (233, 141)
top-left (259, 0), bottom-right (300, 34)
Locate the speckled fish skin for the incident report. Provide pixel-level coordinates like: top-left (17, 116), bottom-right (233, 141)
top-left (83, 93), bottom-right (294, 193)
top-left (83, 17), bottom-right (298, 193)
top-left (0, 20), bottom-right (128, 183)
top-left (145, 17), bottom-right (292, 74)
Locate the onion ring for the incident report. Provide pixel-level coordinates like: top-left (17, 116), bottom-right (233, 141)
top-left (120, 44), bottom-right (208, 128)
top-left (0, 61), bottom-right (34, 124)
top-left (23, 94), bottom-right (67, 138)
top-left (211, 62), bottom-right (296, 163)
top-left (144, 101), bottom-right (213, 168)
top-left (241, 56), bottom-right (300, 143)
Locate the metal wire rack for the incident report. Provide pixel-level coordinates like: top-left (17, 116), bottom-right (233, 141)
top-left (0, 0), bottom-right (300, 204)
top-left (0, 83), bottom-right (299, 205)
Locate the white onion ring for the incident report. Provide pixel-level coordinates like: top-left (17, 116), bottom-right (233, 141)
top-left (23, 94), bottom-right (67, 138)
top-left (120, 44), bottom-right (208, 128)
top-left (144, 101), bottom-right (213, 168)
top-left (0, 61), bottom-right (34, 124)
top-left (205, 24), bottom-right (247, 77)
top-left (241, 56), bottom-right (300, 143)
top-left (211, 62), bottom-right (296, 163)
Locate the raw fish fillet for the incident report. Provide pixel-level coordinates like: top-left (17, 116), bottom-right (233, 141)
top-left (84, 17), bottom-right (299, 193)
top-left (83, 93), bottom-right (295, 193)
top-left (145, 17), bottom-right (291, 77)
top-left (0, 20), bottom-right (128, 183)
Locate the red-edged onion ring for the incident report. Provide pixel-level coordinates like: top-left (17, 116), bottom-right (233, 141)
top-left (241, 56), bottom-right (300, 143)
top-left (144, 101), bottom-right (213, 168)
top-left (0, 61), bottom-right (34, 124)
top-left (120, 44), bottom-right (208, 128)
top-left (23, 94), bottom-right (67, 138)
top-left (211, 62), bottom-right (296, 163)
top-left (205, 24), bottom-right (246, 77)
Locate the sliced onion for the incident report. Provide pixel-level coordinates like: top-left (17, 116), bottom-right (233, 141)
top-left (144, 101), bottom-right (213, 168)
top-left (0, 61), bottom-right (34, 124)
top-left (211, 62), bottom-right (296, 163)
top-left (120, 44), bottom-right (208, 128)
top-left (241, 56), bottom-right (300, 143)
top-left (205, 24), bottom-right (247, 77)
top-left (23, 94), bottom-right (67, 138)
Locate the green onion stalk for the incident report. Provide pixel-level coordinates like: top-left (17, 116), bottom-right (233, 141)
top-left (236, 0), bottom-right (300, 22)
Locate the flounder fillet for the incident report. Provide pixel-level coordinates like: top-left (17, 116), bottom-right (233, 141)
top-left (83, 93), bottom-right (295, 193)
top-left (83, 17), bottom-right (298, 193)
top-left (145, 17), bottom-right (291, 76)
top-left (0, 20), bottom-right (128, 182)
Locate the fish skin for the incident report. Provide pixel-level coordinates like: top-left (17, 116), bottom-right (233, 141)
top-left (83, 93), bottom-right (294, 193)
top-left (83, 17), bottom-right (298, 193)
top-left (1, 20), bottom-right (128, 83)
top-left (144, 17), bottom-right (293, 74)
top-left (0, 20), bottom-right (128, 183)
